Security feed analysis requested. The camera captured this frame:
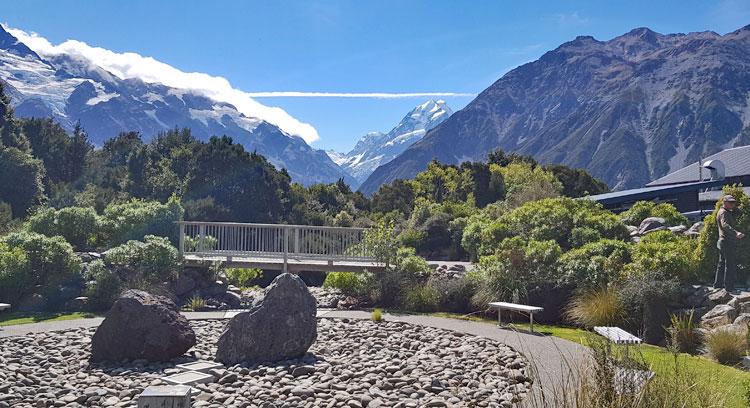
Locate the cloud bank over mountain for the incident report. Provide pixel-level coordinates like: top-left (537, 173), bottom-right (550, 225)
top-left (6, 26), bottom-right (321, 144)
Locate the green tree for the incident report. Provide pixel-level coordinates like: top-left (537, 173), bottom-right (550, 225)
top-left (0, 81), bottom-right (30, 152)
top-left (185, 136), bottom-right (292, 222)
top-left (372, 179), bottom-right (415, 215)
top-left (544, 164), bottom-right (609, 198)
top-left (0, 147), bottom-right (45, 218)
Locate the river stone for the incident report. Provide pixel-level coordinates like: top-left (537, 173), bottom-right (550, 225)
top-left (90, 289), bottom-right (196, 362)
top-left (215, 273), bottom-right (317, 365)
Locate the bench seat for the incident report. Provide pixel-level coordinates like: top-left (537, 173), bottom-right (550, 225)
top-left (488, 302), bottom-right (544, 332)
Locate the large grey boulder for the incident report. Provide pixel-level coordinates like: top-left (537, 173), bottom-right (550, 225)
top-left (637, 217), bottom-right (666, 235)
top-left (216, 273), bottom-right (317, 365)
top-left (90, 290), bottom-right (196, 362)
top-left (700, 304), bottom-right (738, 330)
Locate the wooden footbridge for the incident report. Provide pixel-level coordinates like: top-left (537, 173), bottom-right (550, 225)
top-left (179, 221), bottom-right (385, 273)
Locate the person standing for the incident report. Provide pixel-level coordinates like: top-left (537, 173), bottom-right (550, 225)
top-left (714, 195), bottom-right (745, 291)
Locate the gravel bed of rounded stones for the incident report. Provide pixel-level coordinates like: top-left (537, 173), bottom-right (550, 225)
top-left (0, 318), bottom-right (531, 408)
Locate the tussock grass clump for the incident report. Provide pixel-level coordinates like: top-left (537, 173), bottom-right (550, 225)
top-left (668, 310), bottom-right (701, 354)
top-left (705, 328), bottom-right (746, 365)
top-left (188, 296), bottom-right (206, 312)
top-left (525, 338), bottom-right (729, 408)
top-left (566, 287), bottom-right (623, 328)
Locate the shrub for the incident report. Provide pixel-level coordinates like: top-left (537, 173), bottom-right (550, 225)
top-left (403, 284), bottom-right (440, 312)
top-left (372, 308), bottom-right (382, 322)
top-left (471, 238), bottom-right (562, 305)
top-left (101, 196), bottom-right (184, 246)
top-left (621, 201), bottom-right (689, 227)
top-left (0, 242), bottom-right (30, 304)
top-left (1, 231), bottom-right (82, 293)
top-left (323, 272), bottom-right (370, 297)
top-left (84, 260), bottom-right (122, 310)
top-left (27, 206), bottom-right (100, 250)
top-left (428, 275), bottom-right (476, 313)
top-left (105, 235), bottom-right (181, 284)
top-left (558, 239), bottom-right (631, 290)
top-left (370, 269), bottom-right (406, 307)
top-left (668, 310), bottom-right (701, 354)
top-left (0, 201), bottom-right (14, 234)
top-left (352, 219), bottom-right (399, 266)
top-left (477, 197), bottom-right (629, 252)
top-left (565, 287), bottom-right (623, 328)
top-left (570, 226), bottom-right (602, 248)
top-left (333, 210), bottom-right (354, 227)
top-left (618, 270), bottom-right (680, 344)
top-left (705, 328), bottom-right (746, 365)
top-left (225, 268), bottom-right (262, 287)
top-left (625, 236), bottom-right (698, 281)
top-left (393, 247), bottom-right (431, 279)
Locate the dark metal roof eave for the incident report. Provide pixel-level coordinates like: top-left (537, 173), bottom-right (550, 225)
top-left (582, 180), bottom-right (726, 205)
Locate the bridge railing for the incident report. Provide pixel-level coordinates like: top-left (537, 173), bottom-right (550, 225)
top-left (178, 221), bottom-right (374, 263)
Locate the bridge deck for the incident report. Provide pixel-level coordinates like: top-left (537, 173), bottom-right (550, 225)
top-left (183, 254), bottom-right (385, 273)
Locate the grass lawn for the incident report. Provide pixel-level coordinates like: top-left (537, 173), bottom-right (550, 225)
top-left (0, 311), bottom-right (99, 327)
top-left (433, 312), bottom-right (750, 408)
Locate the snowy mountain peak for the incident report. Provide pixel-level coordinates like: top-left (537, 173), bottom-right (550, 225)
top-left (333, 99), bottom-right (453, 184)
top-left (0, 27), bottom-right (354, 187)
top-left (0, 25), bottom-right (39, 59)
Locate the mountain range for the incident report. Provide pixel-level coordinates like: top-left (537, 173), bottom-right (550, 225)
top-left (0, 26), bottom-right (355, 187)
top-left (327, 99), bottom-right (451, 184)
top-left (360, 25), bottom-right (750, 194)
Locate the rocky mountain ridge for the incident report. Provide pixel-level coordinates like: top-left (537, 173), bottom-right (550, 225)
top-left (361, 25), bottom-right (750, 194)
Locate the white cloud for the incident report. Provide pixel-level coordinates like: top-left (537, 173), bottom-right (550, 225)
top-left (549, 12), bottom-right (589, 28)
top-left (245, 91), bottom-right (475, 98)
top-left (6, 26), bottom-right (322, 143)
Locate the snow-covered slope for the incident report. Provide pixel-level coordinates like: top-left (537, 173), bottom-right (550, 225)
top-left (330, 100), bottom-right (452, 184)
top-left (0, 26), bottom-right (354, 186)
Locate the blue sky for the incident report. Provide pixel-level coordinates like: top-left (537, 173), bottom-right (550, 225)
top-left (2, 0), bottom-right (749, 152)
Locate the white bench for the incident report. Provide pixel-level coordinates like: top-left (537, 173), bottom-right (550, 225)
top-left (0, 303), bottom-right (10, 312)
top-left (593, 326), bottom-right (642, 344)
top-left (488, 302), bottom-right (544, 332)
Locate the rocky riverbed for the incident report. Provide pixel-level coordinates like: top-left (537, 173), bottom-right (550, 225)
top-left (0, 318), bottom-right (531, 407)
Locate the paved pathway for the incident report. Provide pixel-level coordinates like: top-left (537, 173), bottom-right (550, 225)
top-left (0, 309), bottom-right (588, 406)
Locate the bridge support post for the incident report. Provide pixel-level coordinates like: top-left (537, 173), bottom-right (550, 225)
top-left (283, 227), bottom-right (289, 274)
top-left (178, 222), bottom-right (185, 254)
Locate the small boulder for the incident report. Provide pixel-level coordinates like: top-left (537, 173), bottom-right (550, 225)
top-left (668, 225), bottom-right (687, 234)
top-left (637, 217), bottom-right (666, 235)
top-left (90, 290), bottom-right (196, 362)
top-left (700, 304), bottom-right (738, 329)
top-left (685, 222), bottom-right (704, 236)
top-left (215, 273), bottom-right (317, 365)
top-left (734, 313), bottom-right (750, 326)
top-left (707, 288), bottom-right (732, 304)
top-left (223, 291), bottom-right (242, 309)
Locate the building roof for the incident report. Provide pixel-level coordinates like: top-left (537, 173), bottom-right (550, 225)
top-left (584, 180), bottom-right (724, 206)
top-left (647, 146), bottom-right (750, 186)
